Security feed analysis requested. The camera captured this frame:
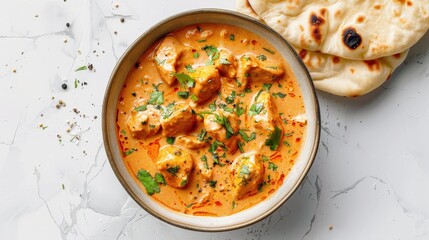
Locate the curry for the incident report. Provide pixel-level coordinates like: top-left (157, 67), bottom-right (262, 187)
top-left (116, 23), bottom-right (307, 216)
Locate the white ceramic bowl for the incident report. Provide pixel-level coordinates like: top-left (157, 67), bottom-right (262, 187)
top-left (102, 9), bottom-right (320, 231)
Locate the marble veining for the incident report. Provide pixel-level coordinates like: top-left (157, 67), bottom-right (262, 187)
top-left (1, 0), bottom-right (429, 239)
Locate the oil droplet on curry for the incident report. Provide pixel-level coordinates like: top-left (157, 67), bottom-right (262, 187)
top-left (117, 24), bottom-right (307, 216)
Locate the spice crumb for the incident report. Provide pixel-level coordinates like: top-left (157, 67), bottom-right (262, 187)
top-left (329, 225), bottom-right (333, 230)
top-left (120, 18), bottom-right (125, 23)
top-left (13, 69), bottom-right (16, 73)
top-left (66, 22), bottom-right (70, 28)
top-left (62, 83), bottom-right (68, 90)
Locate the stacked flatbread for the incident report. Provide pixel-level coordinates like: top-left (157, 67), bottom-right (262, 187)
top-left (237, 0), bottom-right (429, 97)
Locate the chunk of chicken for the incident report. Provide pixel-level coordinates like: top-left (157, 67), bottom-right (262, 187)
top-left (176, 135), bottom-right (208, 149)
top-left (197, 156), bottom-right (213, 181)
top-left (160, 102), bottom-right (196, 137)
top-left (236, 55), bottom-right (284, 89)
top-left (230, 151), bottom-right (264, 199)
top-left (215, 50), bottom-right (237, 78)
top-left (127, 105), bottom-right (161, 138)
top-left (154, 36), bottom-right (187, 85)
top-left (250, 91), bottom-right (279, 134)
top-left (156, 145), bottom-right (193, 188)
top-left (204, 110), bottom-right (239, 154)
top-left (189, 65), bottom-right (221, 104)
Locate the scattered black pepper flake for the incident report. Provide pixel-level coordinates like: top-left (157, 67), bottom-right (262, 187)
top-left (87, 64), bottom-right (93, 70)
top-left (120, 18), bottom-right (125, 23)
top-left (61, 83), bottom-right (68, 90)
top-left (66, 23), bottom-right (70, 28)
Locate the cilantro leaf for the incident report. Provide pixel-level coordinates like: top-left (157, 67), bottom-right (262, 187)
top-left (185, 64), bottom-right (196, 73)
top-left (75, 65), bottom-right (87, 72)
top-left (248, 103), bottom-right (264, 116)
top-left (265, 126), bottom-right (282, 151)
top-left (257, 54), bottom-right (267, 61)
top-left (172, 73), bottom-right (195, 88)
top-left (148, 91), bottom-right (164, 105)
top-left (238, 130), bottom-right (256, 142)
top-left (268, 162), bottom-right (278, 171)
top-left (124, 148), bottom-right (136, 156)
top-left (262, 83), bottom-right (272, 92)
top-left (229, 34), bottom-right (235, 41)
top-left (167, 166), bottom-right (179, 177)
top-left (134, 105), bottom-right (147, 112)
top-left (272, 92), bottom-right (287, 99)
top-left (263, 47), bottom-right (275, 54)
top-left (209, 180), bottom-right (217, 188)
top-left (154, 173), bottom-right (166, 185)
top-left (177, 91), bottom-right (189, 99)
top-left (162, 103), bottom-right (175, 119)
top-left (237, 141), bottom-right (245, 153)
top-left (166, 137), bottom-right (175, 144)
top-left (240, 165), bottom-right (250, 175)
top-left (201, 155), bottom-right (209, 170)
top-left (137, 169), bottom-right (160, 195)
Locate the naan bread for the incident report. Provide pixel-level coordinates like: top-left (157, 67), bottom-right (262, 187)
top-left (236, 0), bottom-right (409, 97)
top-left (248, 0), bottom-right (429, 60)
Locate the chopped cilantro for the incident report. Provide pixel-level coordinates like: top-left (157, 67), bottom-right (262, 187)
top-left (137, 169), bottom-right (160, 195)
top-left (190, 94), bottom-right (199, 102)
top-left (213, 114), bottom-right (235, 138)
top-left (148, 91), bottom-right (164, 105)
top-left (238, 130), bottom-right (256, 142)
top-left (272, 92), bottom-right (287, 99)
top-left (74, 79), bottom-right (79, 88)
top-left (180, 179), bottom-right (188, 187)
top-left (257, 54), bottom-right (267, 61)
top-left (177, 91), bottom-right (189, 99)
top-left (262, 83), bottom-right (272, 92)
top-left (248, 103), bottom-right (264, 116)
top-left (154, 173), bottom-right (166, 185)
top-left (263, 47), bottom-right (275, 54)
top-left (166, 137), bottom-right (175, 144)
top-left (283, 141), bottom-right (291, 147)
top-left (124, 148), bottom-right (136, 156)
top-left (120, 129), bottom-right (127, 136)
top-left (209, 180), bottom-right (217, 188)
top-left (209, 102), bottom-right (217, 112)
top-left (172, 73), bottom-right (195, 88)
top-left (268, 162), bottom-right (278, 171)
top-left (185, 64), bottom-right (196, 73)
top-left (262, 155), bottom-right (270, 162)
top-left (162, 103), bottom-right (175, 119)
top-left (201, 155), bottom-right (209, 169)
top-left (229, 34), bottom-right (235, 41)
top-left (235, 104), bottom-right (245, 116)
top-left (237, 141), bottom-right (245, 153)
top-left (155, 57), bottom-right (165, 65)
top-left (75, 65), bottom-right (87, 72)
top-left (265, 126), bottom-right (282, 151)
top-left (225, 91), bottom-right (236, 104)
top-left (134, 105), bottom-right (147, 112)
top-left (235, 79), bottom-right (242, 87)
top-left (197, 129), bottom-right (207, 142)
top-left (167, 166), bottom-right (179, 177)
top-left (202, 45), bottom-right (219, 66)
top-left (240, 165), bottom-right (250, 175)
top-left (196, 39), bottom-right (206, 42)
top-left (193, 52), bottom-right (200, 59)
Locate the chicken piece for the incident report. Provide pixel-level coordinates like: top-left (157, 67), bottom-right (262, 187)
top-left (154, 36), bottom-right (187, 85)
top-left (197, 155), bottom-right (212, 181)
top-left (189, 65), bottom-right (221, 104)
top-left (236, 55), bottom-right (284, 89)
top-left (127, 105), bottom-right (161, 139)
top-left (250, 91), bottom-right (279, 134)
top-left (204, 110), bottom-right (239, 154)
top-left (176, 135), bottom-right (208, 149)
top-left (215, 50), bottom-right (238, 78)
top-left (160, 102), bottom-right (196, 137)
top-left (156, 145), bottom-right (193, 188)
top-left (230, 151), bottom-right (264, 199)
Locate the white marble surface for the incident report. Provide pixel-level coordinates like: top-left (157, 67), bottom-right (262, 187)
top-left (1, 0), bottom-right (429, 239)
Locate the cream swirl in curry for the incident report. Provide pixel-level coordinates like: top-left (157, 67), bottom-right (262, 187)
top-left (116, 23), bottom-right (307, 216)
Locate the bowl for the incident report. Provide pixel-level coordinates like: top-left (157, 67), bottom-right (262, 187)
top-left (102, 9), bottom-right (320, 232)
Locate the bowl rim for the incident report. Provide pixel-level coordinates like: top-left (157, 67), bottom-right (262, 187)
top-left (102, 8), bottom-right (320, 232)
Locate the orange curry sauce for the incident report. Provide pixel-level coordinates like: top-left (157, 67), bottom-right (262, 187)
top-left (116, 23), bottom-right (306, 216)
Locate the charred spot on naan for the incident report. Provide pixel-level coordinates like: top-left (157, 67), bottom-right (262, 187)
top-left (309, 10), bottom-right (327, 44)
top-left (364, 60), bottom-right (381, 71)
top-left (342, 27), bottom-right (362, 50)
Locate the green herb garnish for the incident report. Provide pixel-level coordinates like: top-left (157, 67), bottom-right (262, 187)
top-left (248, 103), bottom-right (264, 116)
top-left (124, 148), bottom-right (137, 156)
top-left (268, 162), bottom-right (278, 171)
top-left (166, 137), bottom-right (175, 144)
top-left (167, 166), bottom-right (179, 177)
top-left (262, 83), bottom-right (272, 92)
top-left (229, 34), bottom-right (235, 41)
top-left (263, 47), bottom-right (275, 54)
top-left (201, 155), bottom-right (209, 170)
top-left (265, 126), bottom-right (282, 151)
top-left (137, 169), bottom-right (160, 195)
top-left (190, 94), bottom-right (199, 102)
top-left (185, 64), bottom-right (196, 73)
top-left (75, 65), bottom-right (87, 72)
top-left (238, 130), bottom-right (256, 142)
top-left (209, 180), bottom-right (217, 188)
top-left (172, 73), bottom-right (195, 88)
top-left (177, 91), bottom-right (189, 99)
top-left (154, 173), bottom-right (166, 185)
top-left (257, 54), bottom-right (267, 61)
